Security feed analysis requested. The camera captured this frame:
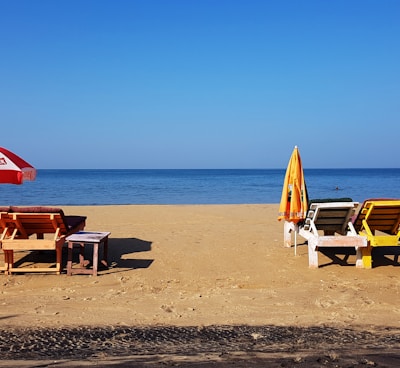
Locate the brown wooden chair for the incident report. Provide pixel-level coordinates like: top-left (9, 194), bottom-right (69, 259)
top-left (1, 207), bottom-right (86, 274)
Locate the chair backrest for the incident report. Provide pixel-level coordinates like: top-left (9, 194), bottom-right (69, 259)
top-left (7, 207), bottom-right (86, 238)
top-left (304, 202), bottom-right (358, 235)
top-left (353, 199), bottom-right (400, 235)
top-left (9, 212), bottom-right (68, 238)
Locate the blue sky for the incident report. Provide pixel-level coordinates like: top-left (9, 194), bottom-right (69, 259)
top-left (1, 0), bottom-right (399, 169)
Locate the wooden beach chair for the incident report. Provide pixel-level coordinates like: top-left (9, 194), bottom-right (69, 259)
top-left (352, 199), bottom-right (400, 269)
top-left (298, 200), bottom-right (367, 268)
top-left (1, 206), bottom-right (86, 274)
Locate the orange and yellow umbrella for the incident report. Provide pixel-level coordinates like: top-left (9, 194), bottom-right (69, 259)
top-left (278, 146), bottom-right (308, 223)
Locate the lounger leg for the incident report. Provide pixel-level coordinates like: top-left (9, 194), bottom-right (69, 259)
top-left (92, 243), bottom-right (99, 276)
top-left (355, 247), bottom-right (364, 268)
top-left (101, 237), bottom-right (108, 268)
top-left (56, 244), bottom-right (62, 275)
top-left (308, 240), bottom-right (318, 268)
top-left (362, 245), bottom-right (372, 269)
top-left (5, 250), bottom-right (13, 275)
top-left (3, 250), bottom-right (9, 275)
top-left (67, 242), bottom-right (73, 276)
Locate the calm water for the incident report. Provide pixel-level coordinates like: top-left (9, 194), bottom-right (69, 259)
top-left (0, 169), bottom-right (399, 206)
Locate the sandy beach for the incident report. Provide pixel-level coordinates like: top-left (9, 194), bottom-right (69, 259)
top-left (1, 204), bottom-right (400, 367)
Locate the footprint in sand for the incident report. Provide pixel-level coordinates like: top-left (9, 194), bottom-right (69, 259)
top-left (117, 276), bottom-right (130, 284)
top-left (34, 305), bottom-right (45, 314)
top-left (315, 298), bottom-right (337, 308)
top-left (361, 296), bottom-right (375, 306)
top-left (161, 304), bottom-right (175, 313)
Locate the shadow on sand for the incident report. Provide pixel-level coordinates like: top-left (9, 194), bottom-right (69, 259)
top-left (319, 246), bottom-right (400, 268)
top-left (6, 237), bottom-right (154, 274)
top-left (105, 237), bottom-right (154, 273)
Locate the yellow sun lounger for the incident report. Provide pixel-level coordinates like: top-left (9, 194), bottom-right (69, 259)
top-left (352, 199), bottom-right (400, 269)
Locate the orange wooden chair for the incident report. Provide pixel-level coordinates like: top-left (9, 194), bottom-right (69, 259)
top-left (1, 207), bottom-right (86, 274)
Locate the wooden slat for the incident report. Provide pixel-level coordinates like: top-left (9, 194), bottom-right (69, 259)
top-left (315, 218), bottom-right (347, 225)
top-left (316, 236), bottom-right (367, 247)
top-left (2, 239), bottom-right (57, 250)
top-left (8, 267), bottom-right (60, 273)
top-left (315, 209), bottom-right (351, 218)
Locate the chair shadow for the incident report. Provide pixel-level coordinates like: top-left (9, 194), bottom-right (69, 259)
top-left (370, 246), bottom-right (400, 268)
top-left (318, 247), bottom-right (358, 267)
top-left (318, 246), bottom-right (400, 268)
top-left (9, 237), bottom-right (154, 274)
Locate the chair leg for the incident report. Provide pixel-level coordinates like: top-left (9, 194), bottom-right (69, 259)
top-left (4, 250), bottom-right (13, 275)
top-left (362, 245), bottom-right (372, 269)
top-left (56, 245), bottom-right (62, 275)
top-left (3, 251), bottom-right (8, 274)
top-left (308, 241), bottom-right (319, 268)
top-left (355, 247), bottom-right (364, 268)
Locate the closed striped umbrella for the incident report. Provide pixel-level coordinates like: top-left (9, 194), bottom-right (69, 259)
top-left (278, 146), bottom-right (308, 222)
top-left (278, 146), bottom-right (308, 250)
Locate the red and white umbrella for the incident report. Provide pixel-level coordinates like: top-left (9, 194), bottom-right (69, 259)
top-left (0, 147), bottom-right (36, 185)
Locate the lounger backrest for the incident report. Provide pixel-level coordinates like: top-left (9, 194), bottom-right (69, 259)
top-left (8, 206), bottom-right (86, 238)
top-left (353, 200), bottom-right (400, 235)
top-left (0, 207), bottom-right (11, 228)
top-left (9, 212), bottom-right (67, 238)
top-left (303, 202), bottom-right (358, 235)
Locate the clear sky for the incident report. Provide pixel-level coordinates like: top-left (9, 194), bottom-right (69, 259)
top-left (1, 0), bottom-right (399, 169)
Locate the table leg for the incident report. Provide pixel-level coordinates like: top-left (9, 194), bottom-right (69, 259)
top-left (93, 243), bottom-right (99, 276)
top-left (101, 237), bottom-right (109, 267)
top-left (67, 242), bottom-right (73, 276)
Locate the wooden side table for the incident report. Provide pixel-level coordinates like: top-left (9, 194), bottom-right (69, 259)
top-left (66, 231), bottom-right (111, 276)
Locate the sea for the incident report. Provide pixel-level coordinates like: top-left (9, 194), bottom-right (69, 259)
top-left (1, 169), bottom-right (399, 206)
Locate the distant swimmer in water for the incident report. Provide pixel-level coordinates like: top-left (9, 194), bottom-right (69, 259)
top-left (335, 186), bottom-right (340, 190)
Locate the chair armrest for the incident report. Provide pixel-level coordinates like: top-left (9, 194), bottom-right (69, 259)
top-left (347, 221), bottom-right (357, 235)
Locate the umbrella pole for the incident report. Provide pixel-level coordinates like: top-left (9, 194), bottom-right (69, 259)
top-left (294, 230), bottom-right (297, 256)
